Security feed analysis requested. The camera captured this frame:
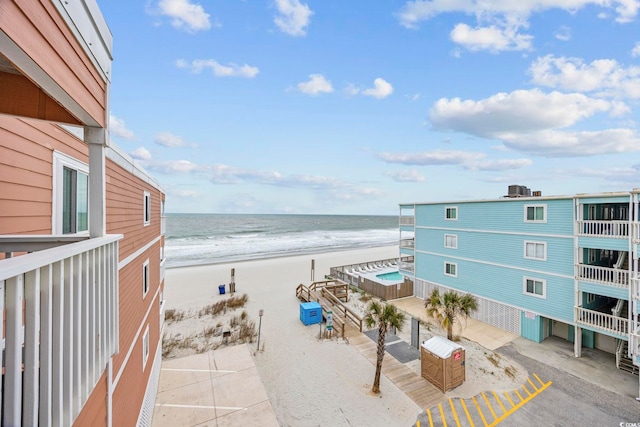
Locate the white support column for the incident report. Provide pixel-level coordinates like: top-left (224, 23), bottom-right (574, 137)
top-left (85, 126), bottom-right (107, 238)
top-left (0, 280), bottom-right (4, 414)
top-left (574, 325), bottom-right (582, 358)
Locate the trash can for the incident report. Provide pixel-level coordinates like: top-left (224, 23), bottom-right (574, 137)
top-left (218, 284), bottom-right (226, 295)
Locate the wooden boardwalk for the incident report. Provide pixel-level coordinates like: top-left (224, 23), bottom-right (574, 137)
top-left (348, 333), bottom-right (445, 410)
top-left (295, 280), bottom-right (444, 410)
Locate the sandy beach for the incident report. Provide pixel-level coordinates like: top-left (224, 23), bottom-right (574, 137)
top-left (162, 245), bottom-right (528, 426)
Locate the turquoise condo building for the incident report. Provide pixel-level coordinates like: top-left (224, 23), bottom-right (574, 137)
top-left (399, 186), bottom-right (640, 395)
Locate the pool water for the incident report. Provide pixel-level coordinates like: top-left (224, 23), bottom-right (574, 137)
top-left (376, 271), bottom-right (403, 281)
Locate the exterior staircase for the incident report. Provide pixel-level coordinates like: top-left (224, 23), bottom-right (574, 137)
top-left (617, 339), bottom-right (639, 375)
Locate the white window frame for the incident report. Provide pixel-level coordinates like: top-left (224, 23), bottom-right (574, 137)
top-left (523, 277), bottom-right (546, 299)
top-left (143, 259), bottom-right (150, 297)
top-left (142, 325), bottom-right (150, 370)
top-left (144, 191), bottom-right (151, 226)
top-left (52, 151), bottom-right (90, 235)
top-left (444, 234), bottom-right (458, 249)
top-left (445, 206), bottom-right (458, 221)
top-left (444, 262), bottom-right (457, 277)
top-left (524, 204), bottom-right (546, 223)
top-left (524, 241), bottom-right (547, 261)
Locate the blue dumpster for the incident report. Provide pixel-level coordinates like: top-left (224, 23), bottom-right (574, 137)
top-left (300, 301), bottom-right (322, 325)
top-left (218, 284), bottom-right (226, 295)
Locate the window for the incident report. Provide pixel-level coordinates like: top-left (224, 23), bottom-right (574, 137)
top-left (444, 234), bottom-right (458, 249)
top-left (523, 277), bottom-right (546, 298)
top-left (445, 206), bottom-right (458, 220)
top-left (445, 262), bottom-right (457, 277)
top-left (144, 191), bottom-right (151, 226)
top-left (525, 205), bottom-right (546, 222)
top-left (143, 259), bottom-right (150, 297)
top-left (524, 241), bottom-right (546, 260)
top-left (53, 152), bottom-right (89, 234)
top-left (142, 326), bottom-right (150, 369)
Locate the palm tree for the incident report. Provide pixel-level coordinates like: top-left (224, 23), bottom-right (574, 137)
top-left (424, 289), bottom-right (478, 340)
top-left (364, 301), bottom-right (406, 394)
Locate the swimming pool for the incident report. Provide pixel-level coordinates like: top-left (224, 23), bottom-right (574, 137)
top-left (376, 271), bottom-right (403, 281)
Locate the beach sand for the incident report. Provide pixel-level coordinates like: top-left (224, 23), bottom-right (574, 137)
top-left (163, 246), bottom-right (528, 426)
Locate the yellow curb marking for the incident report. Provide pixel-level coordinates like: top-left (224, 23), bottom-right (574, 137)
top-left (459, 398), bottom-right (475, 427)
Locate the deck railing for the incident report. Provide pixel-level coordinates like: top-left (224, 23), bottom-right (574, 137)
top-left (400, 238), bottom-right (415, 249)
top-left (577, 220), bottom-right (629, 238)
top-left (399, 261), bottom-right (414, 273)
top-left (575, 306), bottom-right (628, 337)
top-left (0, 235), bottom-right (121, 426)
top-left (577, 264), bottom-right (629, 288)
top-left (399, 216), bottom-right (415, 226)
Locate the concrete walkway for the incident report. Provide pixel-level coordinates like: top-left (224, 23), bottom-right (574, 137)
top-left (152, 344), bottom-right (278, 427)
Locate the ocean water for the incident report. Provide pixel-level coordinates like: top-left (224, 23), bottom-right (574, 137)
top-left (165, 213), bottom-right (399, 268)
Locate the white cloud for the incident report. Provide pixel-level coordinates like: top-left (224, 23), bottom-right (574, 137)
top-left (273, 0), bottom-right (313, 36)
top-left (168, 189), bottom-right (200, 198)
top-left (397, 0), bottom-right (639, 29)
top-left (378, 150), bottom-right (532, 171)
top-left (155, 131), bottom-right (196, 148)
top-left (499, 128), bottom-right (640, 157)
top-left (633, 41), bottom-right (640, 57)
top-left (130, 147), bottom-right (152, 161)
top-left (297, 74), bottom-right (334, 95)
top-left (148, 160), bottom-right (200, 173)
top-left (109, 114), bottom-right (135, 140)
top-left (176, 59), bottom-right (259, 78)
top-left (450, 23), bottom-right (532, 52)
top-left (362, 78), bottom-right (394, 99)
top-left (158, 0), bottom-right (211, 32)
top-left (529, 55), bottom-right (640, 98)
top-left (386, 170), bottom-right (426, 182)
top-left (430, 89), bottom-right (618, 137)
top-left (554, 25), bottom-right (571, 41)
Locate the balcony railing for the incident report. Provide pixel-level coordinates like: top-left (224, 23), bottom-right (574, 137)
top-left (399, 216), bottom-right (415, 226)
top-left (400, 238), bottom-right (415, 249)
top-left (0, 235), bottom-right (121, 426)
top-left (577, 264), bottom-right (629, 288)
top-left (399, 259), bottom-right (414, 273)
top-left (576, 306), bottom-right (628, 337)
top-left (577, 220), bottom-right (629, 238)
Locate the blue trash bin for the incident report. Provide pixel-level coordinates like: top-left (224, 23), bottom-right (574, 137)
top-left (218, 284), bottom-right (226, 295)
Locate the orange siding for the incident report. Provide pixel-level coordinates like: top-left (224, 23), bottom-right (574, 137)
top-left (0, 1), bottom-right (107, 126)
top-left (73, 371), bottom-right (108, 427)
top-left (0, 116), bottom-right (89, 234)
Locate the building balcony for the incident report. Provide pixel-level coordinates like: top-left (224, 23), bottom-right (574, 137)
top-left (576, 306), bottom-right (628, 338)
top-left (0, 234), bottom-right (121, 426)
top-left (400, 238), bottom-right (415, 250)
top-left (577, 264), bottom-right (629, 289)
top-left (399, 256), bottom-right (414, 273)
top-left (577, 220), bottom-right (629, 238)
top-left (399, 216), bottom-right (415, 226)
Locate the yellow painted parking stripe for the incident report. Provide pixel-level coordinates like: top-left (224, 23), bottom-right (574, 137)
top-left (449, 398), bottom-right (461, 427)
top-left (533, 373), bottom-right (545, 387)
top-left (417, 421), bottom-right (421, 427)
top-left (514, 390), bottom-right (524, 401)
top-left (521, 384), bottom-right (532, 396)
top-left (492, 391), bottom-right (507, 414)
top-left (503, 391), bottom-right (516, 408)
top-left (438, 403), bottom-right (448, 427)
top-left (459, 398), bottom-right (475, 427)
top-left (488, 376), bottom-right (553, 427)
top-left (527, 377), bottom-right (539, 391)
top-left (427, 408), bottom-right (434, 427)
top-left (472, 396), bottom-right (489, 427)
top-left (481, 392), bottom-right (498, 420)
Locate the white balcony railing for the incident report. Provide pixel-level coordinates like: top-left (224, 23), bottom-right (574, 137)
top-left (0, 235), bottom-right (121, 426)
top-left (399, 261), bottom-right (414, 273)
top-left (576, 306), bottom-right (628, 337)
top-left (577, 264), bottom-right (629, 288)
top-left (577, 220), bottom-right (629, 238)
top-left (399, 216), bottom-right (415, 226)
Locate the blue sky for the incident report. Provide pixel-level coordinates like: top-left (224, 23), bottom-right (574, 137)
top-left (96, 0), bottom-right (640, 215)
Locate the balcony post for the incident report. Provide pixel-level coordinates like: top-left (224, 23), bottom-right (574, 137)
top-left (86, 127), bottom-right (107, 238)
top-left (574, 325), bottom-right (582, 357)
